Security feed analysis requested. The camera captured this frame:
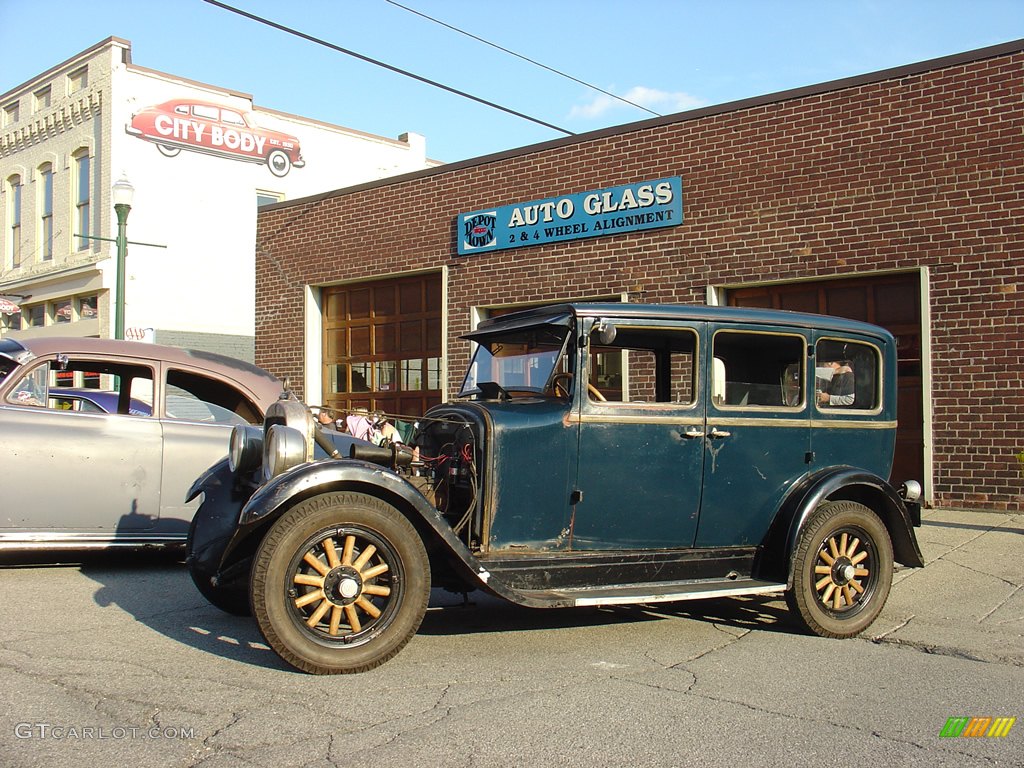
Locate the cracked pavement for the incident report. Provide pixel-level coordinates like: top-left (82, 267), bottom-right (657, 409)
top-left (0, 508), bottom-right (1021, 767)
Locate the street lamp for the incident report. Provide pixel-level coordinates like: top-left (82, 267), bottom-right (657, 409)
top-left (111, 176), bottom-right (135, 340)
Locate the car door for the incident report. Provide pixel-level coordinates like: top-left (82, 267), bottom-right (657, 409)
top-left (695, 325), bottom-right (812, 547)
top-left (0, 355), bottom-right (162, 533)
top-left (155, 364), bottom-right (262, 532)
top-left (571, 320), bottom-right (706, 550)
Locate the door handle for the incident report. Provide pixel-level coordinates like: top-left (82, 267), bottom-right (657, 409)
top-left (709, 427), bottom-right (732, 439)
top-left (682, 427), bottom-right (704, 439)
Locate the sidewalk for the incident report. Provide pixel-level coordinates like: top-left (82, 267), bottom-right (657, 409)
top-left (871, 508), bottom-right (1024, 666)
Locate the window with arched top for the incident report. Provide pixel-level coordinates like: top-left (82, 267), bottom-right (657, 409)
top-left (73, 150), bottom-right (90, 250)
top-left (38, 163), bottom-right (53, 260)
top-left (6, 174), bottom-right (22, 269)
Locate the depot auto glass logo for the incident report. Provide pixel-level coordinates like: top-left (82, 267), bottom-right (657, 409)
top-left (126, 99), bottom-right (305, 177)
top-left (461, 212), bottom-right (497, 251)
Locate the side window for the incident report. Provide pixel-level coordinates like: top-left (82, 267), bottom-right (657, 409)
top-left (589, 326), bottom-right (697, 406)
top-left (6, 364), bottom-right (48, 406)
top-left (712, 331), bottom-right (805, 409)
top-left (6, 359), bottom-right (153, 414)
top-left (815, 339), bottom-right (880, 411)
top-left (165, 369), bottom-right (261, 425)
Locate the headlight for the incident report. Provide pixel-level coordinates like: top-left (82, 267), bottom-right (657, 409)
top-left (229, 425), bottom-right (264, 473)
top-left (263, 424), bottom-right (308, 481)
top-left (899, 480), bottom-right (922, 503)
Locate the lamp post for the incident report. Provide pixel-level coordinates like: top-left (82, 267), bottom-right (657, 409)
top-left (111, 176), bottom-right (135, 340)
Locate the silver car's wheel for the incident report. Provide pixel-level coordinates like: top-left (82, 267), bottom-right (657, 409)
top-left (251, 492), bottom-right (429, 674)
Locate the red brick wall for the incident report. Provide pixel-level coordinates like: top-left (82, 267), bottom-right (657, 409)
top-left (256, 46), bottom-right (1024, 510)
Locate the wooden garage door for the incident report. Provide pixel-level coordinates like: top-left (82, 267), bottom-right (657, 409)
top-left (322, 274), bottom-right (442, 418)
top-left (729, 273), bottom-right (923, 489)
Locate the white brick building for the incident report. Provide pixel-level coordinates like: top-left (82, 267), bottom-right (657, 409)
top-left (0, 37), bottom-right (438, 360)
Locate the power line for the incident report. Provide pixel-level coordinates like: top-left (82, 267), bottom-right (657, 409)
top-left (202, 0), bottom-right (575, 137)
top-left (384, 0), bottom-right (662, 118)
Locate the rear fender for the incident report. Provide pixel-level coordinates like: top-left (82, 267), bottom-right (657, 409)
top-left (757, 466), bottom-right (925, 586)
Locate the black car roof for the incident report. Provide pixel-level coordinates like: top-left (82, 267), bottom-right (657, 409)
top-left (472, 302), bottom-right (892, 341)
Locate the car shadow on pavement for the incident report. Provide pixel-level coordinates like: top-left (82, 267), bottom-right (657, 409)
top-left (74, 557), bottom-right (798, 672)
top-left (628, 594), bottom-right (799, 634)
top-left (79, 554), bottom-right (293, 673)
top-left (419, 590), bottom-right (798, 638)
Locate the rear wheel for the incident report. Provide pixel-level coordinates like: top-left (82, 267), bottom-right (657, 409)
top-left (786, 500), bottom-right (893, 638)
top-left (251, 492), bottom-right (429, 674)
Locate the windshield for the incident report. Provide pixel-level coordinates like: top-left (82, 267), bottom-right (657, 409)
top-left (0, 357), bottom-right (16, 388)
top-left (459, 324), bottom-right (571, 397)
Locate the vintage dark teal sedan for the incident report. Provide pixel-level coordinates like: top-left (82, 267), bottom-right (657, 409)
top-left (187, 303), bottom-right (923, 673)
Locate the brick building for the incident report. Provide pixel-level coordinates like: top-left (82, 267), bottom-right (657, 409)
top-left (254, 39), bottom-right (1023, 511)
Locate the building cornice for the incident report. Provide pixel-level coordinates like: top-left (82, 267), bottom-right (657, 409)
top-left (0, 91), bottom-right (103, 157)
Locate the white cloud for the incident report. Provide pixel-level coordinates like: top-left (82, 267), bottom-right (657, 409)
top-left (569, 86), bottom-right (707, 120)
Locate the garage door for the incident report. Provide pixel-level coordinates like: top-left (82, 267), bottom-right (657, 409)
top-left (322, 273), bottom-right (443, 418)
top-left (728, 273), bottom-right (923, 489)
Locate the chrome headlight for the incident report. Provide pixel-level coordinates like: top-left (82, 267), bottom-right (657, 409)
top-left (263, 424), bottom-right (309, 481)
top-left (899, 480), bottom-right (922, 503)
top-left (229, 425), bottom-right (264, 473)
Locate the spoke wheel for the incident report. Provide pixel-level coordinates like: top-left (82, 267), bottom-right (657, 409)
top-left (786, 500), bottom-right (893, 638)
top-left (252, 492), bottom-right (429, 674)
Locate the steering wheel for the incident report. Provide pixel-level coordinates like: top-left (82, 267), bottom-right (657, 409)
top-left (550, 372), bottom-right (606, 402)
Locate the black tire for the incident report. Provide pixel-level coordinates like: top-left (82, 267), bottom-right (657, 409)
top-left (266, 149), bottom-right (292, 177)
top-left (251, 492), bottom-right (430, 674)
top-left (186, 511), bottom-right (252, 616)
top-left (156, 143), bottom-right (181, 157)
top-left (786, 500), bottom-right (894, 638)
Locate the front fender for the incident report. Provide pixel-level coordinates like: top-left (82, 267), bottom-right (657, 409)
top-left (757, 466), bottom-right (925, 585)
top-left (221, 459), bottom-right (497, 592)
top-left (185, 457), bottom-right (260, 581)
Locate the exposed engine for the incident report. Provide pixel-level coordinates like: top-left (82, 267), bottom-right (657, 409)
top-left (348, 411), bottom-right (483, 550)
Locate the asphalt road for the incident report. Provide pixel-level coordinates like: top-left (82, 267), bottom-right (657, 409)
top-left (1, 510), bottom-right (1021, 768)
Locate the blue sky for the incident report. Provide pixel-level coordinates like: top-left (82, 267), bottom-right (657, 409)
top-left (2, 1), bottom-right (1023, 163)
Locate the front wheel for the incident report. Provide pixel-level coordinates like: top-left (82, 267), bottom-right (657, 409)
top-left (251, 492), bottom-right (430, 674)
top-left (266, 149), bottom-right (292, 177)
top-left (786, 500), bottom-right (893, 638)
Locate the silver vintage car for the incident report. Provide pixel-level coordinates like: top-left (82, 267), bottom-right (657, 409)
top-left (0, 337), bottom-right (284, 551)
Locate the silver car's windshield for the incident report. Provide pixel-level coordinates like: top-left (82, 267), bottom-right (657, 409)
top-left (459, 324), bottom-right (571, 397)
top-left (0, 358), bottom-right (15, 388)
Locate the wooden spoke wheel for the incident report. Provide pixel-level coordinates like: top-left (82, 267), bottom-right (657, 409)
top-left (786, 500), bottom-right (893, 638)
top-left (252, 493), bottom-right (429, 674)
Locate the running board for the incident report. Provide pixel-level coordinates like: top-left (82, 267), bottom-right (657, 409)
top-left (513, 578), bottom-right (786, 608)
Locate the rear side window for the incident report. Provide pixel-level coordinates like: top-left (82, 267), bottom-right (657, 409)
top-left (815, 338), bottom-right (881, 411)
top-left (712, 331), bottom-right (805, 409)
top-left (165, 369), bottom-right (261, 425)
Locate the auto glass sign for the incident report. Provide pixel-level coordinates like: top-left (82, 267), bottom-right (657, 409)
top-left (458, 177), bottom-right (682, 256)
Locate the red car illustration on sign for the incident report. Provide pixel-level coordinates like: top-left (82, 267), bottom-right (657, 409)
top-left (127, 99), bottom-right (305, 177)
